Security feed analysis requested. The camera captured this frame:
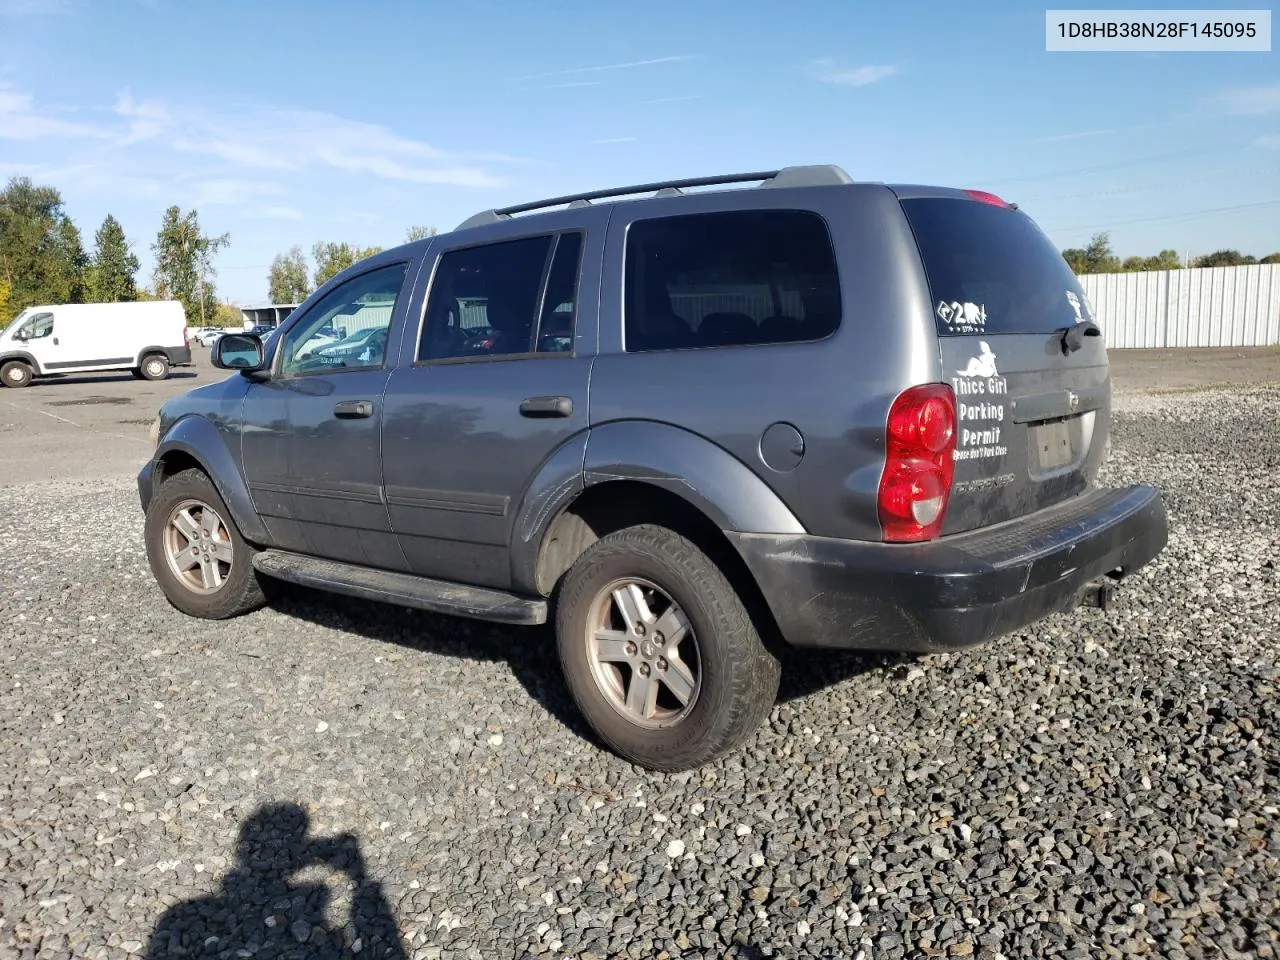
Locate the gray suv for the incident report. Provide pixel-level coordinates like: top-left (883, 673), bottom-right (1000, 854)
top-left (138, 165), bottom-right (1169, 771)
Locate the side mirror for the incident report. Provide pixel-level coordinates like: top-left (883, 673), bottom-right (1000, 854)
top-left (212, 333), bottom-right (267, 376)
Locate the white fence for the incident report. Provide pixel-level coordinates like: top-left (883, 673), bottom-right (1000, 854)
top-left (1079, 263), bottom-right (1280, 349)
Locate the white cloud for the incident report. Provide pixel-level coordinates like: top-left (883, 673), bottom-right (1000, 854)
top-left (808, 60), bottom-right (899, 86)
top-left (1209, 84), bottom-right (1280, 116)
top-left (639, 94), bottom-right (701, 105)
top-left (113, 91), bottom-right (171, 146)
top-left (0, 0), bottom-right (72, 15)
top-left (247, 205), bottom-right (304, 221)
top-left (0, 84), bottom-right (110, 141)
top-left (515, 55), bottom-right (696, 82)
top-left (1032, 129), bottom-right (1114, 144)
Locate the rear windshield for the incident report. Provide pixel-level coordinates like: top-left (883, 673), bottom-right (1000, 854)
top-left (901, 198), bottom-right (1092, 337)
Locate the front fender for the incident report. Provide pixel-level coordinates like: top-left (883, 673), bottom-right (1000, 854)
top-left (0, 350), bottom-right (42, 375)
top-left (139, 414), bottom-right (270, 545)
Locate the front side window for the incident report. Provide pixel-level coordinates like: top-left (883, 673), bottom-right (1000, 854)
top-left (624, 210), bottom-right (841, 352)
top-left (419, 234), bottom-right (570, 362)
top-left (17, 312), bottom-right (54, 340)
top-left (276, 263), bottom-right (409, 376)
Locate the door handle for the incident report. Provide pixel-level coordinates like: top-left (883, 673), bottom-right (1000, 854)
top-left (333, 400), bottom-right (374, 419)
top-left (519, 395), bottom-right (573, 418)
top-left (52, 337), bottom-right (58, 346)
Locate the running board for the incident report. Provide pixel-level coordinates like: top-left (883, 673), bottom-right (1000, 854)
top-left (251, 550), bottom-right (548, 626)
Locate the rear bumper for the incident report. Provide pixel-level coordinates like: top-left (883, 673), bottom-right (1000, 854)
top-left (728, 485), bottom-right (1169, 653)
top-left (168, 345), bottom-right (192, 366)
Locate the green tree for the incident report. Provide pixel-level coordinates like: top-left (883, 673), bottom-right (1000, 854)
top-left (405, 224), bottom-right (437, 242)
top-left (1192, 249), bottom-right (1256, 268)
top-left (151, 206), bottom-right (229, 326)
top-left (1061, 232), bottom-right (1121, 275)
top-left (89, 214), bottom-right (139, 302)
top-left (267, 245), bottom-right (310, 303)
top-left (1260, 252), bottom-right (1280, 265)
top-left (1119, 249), bottom-right (1182, 272)
top-left (214, 302), bottom-right (244, 329)
top-left (0, 176), bottom-right (90, 322)
top-left (311, 241), bottom-right (383, 289)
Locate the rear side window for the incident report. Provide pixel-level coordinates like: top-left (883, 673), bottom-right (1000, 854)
top-left (901, 198), bottom-right (1093, 337)
top-left (624, 209), bottom-right (841, 352)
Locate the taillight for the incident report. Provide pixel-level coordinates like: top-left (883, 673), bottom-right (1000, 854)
top-left (964, 189), bottom-right (1008, 207)
top-left (183, 325), bottom-right (190, 346)
top-left (878, 384), bottom-right (957, 542)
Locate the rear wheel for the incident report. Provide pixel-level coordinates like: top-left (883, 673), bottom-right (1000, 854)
top-left (144, 467), bottom-right (268, 619)
top-left (555, 524), bottom-right (781, 771)
top-left (138, 354), bottom-right (170, 381)
top-left (1, 360), bottom-right (33, 388)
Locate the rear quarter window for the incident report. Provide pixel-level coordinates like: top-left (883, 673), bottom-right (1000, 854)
top-left (624, 209), bottom-right (842, 352)
top-left (901, 198), bottom-right (1095, 337)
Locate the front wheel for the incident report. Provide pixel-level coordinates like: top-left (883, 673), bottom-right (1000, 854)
top-left (1, 360), bottom-right (33, 388)
top-left (144, 467), bottom-right (268, 619)
top-left (555, 524), bottom-right (781, 771)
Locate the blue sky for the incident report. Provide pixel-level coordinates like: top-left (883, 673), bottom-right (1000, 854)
top-left (2, 0), bottom-right (1277, 304)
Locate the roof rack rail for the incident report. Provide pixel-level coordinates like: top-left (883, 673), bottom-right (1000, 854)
top-left (454, 164), bottom-right (853, 230)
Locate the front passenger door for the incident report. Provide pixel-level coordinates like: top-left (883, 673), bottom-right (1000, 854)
top-left (240, 260), bottom-right (415, 571)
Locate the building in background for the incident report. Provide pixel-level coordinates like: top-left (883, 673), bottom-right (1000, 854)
top-left (239, 303), bottom-right (299, 330)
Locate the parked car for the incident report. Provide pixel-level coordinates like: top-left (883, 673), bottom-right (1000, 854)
top-left (138, 165), bottom-right (1169, 770)
top-left (1, 300), bottom-right (191, 387)
top-left (194, 328), bottom-right (228, 347)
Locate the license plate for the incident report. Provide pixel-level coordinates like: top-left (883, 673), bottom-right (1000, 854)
top-left (1035, 419), bottom-right (1073, 470)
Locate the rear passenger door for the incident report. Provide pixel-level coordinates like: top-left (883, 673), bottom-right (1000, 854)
top-left (380, 210), bottom-right (604, 590)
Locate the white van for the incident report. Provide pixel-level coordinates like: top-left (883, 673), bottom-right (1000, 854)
top-left (0, 300), bottom-right (192, 388)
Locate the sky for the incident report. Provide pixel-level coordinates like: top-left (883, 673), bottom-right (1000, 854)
top-left (1, 0), bottom-right (1277, 305)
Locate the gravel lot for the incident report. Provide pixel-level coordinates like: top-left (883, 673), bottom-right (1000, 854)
top-left (1, 351), bottom-right (1278, 959)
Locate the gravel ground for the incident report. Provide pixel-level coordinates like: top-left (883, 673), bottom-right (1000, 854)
top-left (2, 385), bottom-right (1278, 960)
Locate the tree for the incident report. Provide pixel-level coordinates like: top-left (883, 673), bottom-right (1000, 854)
top-left (214, 302), bottom-right (244, 330)
top-left (405, 224), bottom-right (437, 242)
top-left (1192, 250), bottom-right (1256, 268)
top-left (1118, 249), bottom-right (1182, 273)
top-left (1261, 252), bottom-right (1280, 265)
top-left (1061, 232), bottom-right (1120, 276)
top-left (51, 218), bottom-right (90, 303)
top-left (0, 176), bottom-right (90, 323)
top-left (89, 214), bottom-right (139, 302)
top-left (151, 206), bottom-right (229, 326)
top-left (267, 246), bottom-right (310, 303)
top-left (311, 241), bottom-right (383, 289)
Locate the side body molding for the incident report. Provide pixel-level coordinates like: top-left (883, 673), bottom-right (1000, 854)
top-left (508, 420), bottom-right (807, 596)
top-left (141, 414), bottom-right (272, 546)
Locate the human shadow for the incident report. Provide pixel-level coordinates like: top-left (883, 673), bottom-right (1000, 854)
top-left (144, 802), bottom-right (407, 959)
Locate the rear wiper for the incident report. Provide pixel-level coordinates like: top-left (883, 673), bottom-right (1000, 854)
top-left (1059, 320), bottom-right (1101, 354)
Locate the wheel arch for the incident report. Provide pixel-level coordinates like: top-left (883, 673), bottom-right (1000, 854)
top-left (135, 346), bottom-right (172, 367)
top-left (0, 351), bottom-right (42, 376)
top-left (514, 421), bottom-right (808, 649)
top-left (147, 415), bottom-right (270, 545)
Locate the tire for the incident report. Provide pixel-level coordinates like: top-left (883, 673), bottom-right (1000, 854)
top-left (1, 360), bottom-right (33, 388)
top-left (144, 467), bottom-right (268, 620)
top-left (139, 354), bottom-right (170, 381)
top-left (555, 524), bottom-right (781, 771)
